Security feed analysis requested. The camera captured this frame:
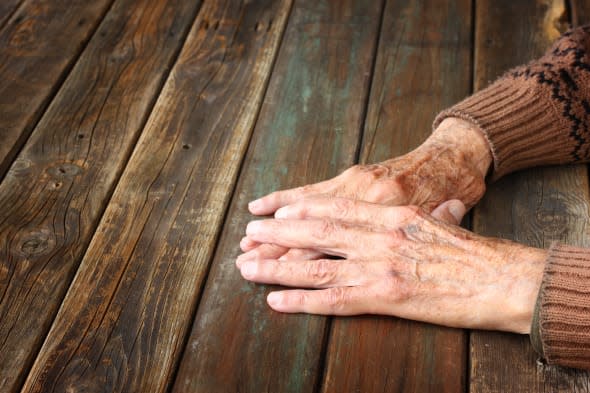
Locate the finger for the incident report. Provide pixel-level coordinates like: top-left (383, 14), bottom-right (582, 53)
top-left (278, 248), bottom-right (324, 261)
top-left (240, 236), bottom-right (260, 252)
top-left (430, 199), bottom-right (466, 225)
top-left (248, 181), bottom-right (331, 215)
top-left (239, 259), bottom-right (366, 288)
top-left (266, 287), bottom-right (371, 315)
top-left (274, 197), bottom-right (420, 228)
top-left (246, 218), bottom-right (386, 258)
top-left (236, 243), bottom-right (288, 268)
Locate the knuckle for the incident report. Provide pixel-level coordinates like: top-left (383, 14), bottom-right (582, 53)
top-left (383, 229), bottom-right (406, 248)
top-left (323, 287), bottom-right (348, 311)
top-left (305, 260), bottom-right (336, 286)
top-left (343, 164), bottom-right (363, 176)
top-left (300, 184), bottom-right (316, 195)
top-left (365, 178), bottom-right (405, 204)
top-left (313, 218), bottom-right (337, 240)
top-left (332, 198), bottom-right (354, 218)
top-left (288, 201), bottom-right (308, 219)
top-left (290, 291), bottom-right (308, 307)
top-left (364, 164), bottom-right (390, 180)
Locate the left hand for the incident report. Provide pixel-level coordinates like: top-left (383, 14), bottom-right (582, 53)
top-left (237, 197), bottom-right (546, 333)
top-left (240, 118), bottom-right (492, 261)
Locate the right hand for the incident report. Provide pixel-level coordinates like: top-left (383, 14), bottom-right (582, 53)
top-left (240, 117), bottom-right (493, 260)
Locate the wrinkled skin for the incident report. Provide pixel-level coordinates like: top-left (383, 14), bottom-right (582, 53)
top-left (237, 198), bottom-right (546, 333)
top-left (242, 118), bottom-right (492, 260)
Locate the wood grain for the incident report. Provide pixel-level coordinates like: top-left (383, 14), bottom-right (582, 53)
top-left (571, 0), bottom-right (590, 26)
top-left (470, 0), bottom-right (590, 391)
top-left (321, 1), bottom-right (471, 392)
top-left (0, 0), bottom-right (24, 29)
top-left (171, 1), bottom-right (383, 392)
top-left (20, 1), bottom-right (291, 392)
top-left (0, 0), bottom-right (202, 391)
top-left (0, 0), bottom-right (115, 181)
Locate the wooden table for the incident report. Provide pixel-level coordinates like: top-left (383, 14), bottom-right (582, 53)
top-left (2, 0), bottom-right (590, 392)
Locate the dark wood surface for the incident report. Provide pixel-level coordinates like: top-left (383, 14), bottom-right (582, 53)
top-left (470, 1), bottom-right (590, 392)
top-left (322, 1), bottom-right (471, 391)
top-left (1, 0), bottom-right (589, 392)
top-left (0, 0), bottom-right (115, 180)
top-left (173, 1), bottom-right (381, 391)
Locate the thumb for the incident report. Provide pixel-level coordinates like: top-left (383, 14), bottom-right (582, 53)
top-left (430, 199), bottom-right (466, 225)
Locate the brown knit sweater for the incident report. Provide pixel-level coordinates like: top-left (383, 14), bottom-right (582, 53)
top-left (434, 25), bottom-right (590, 370)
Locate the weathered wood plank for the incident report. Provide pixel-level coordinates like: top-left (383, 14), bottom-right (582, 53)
top-left (0, 0), bottom-right (23, 29)
top-left (571, 0), bottom-right (590, 26)
top-left (0, 0), bottom-right (203, 391)
top-left (171, 1), bottom-right (383, 392)
top-left (0, 0), bottom-right (115, 181)
top-left (321, 1), bottom-right (471, 392)
top-left (20, 1), bottom-right (291, 392)
top-left (470, 0), bottom-right (590, 391)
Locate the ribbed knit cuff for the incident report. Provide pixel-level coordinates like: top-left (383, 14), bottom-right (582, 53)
top-left (532, 242), bottom-right (590, 369)
top-left (433, 78), bottom-right (573, 180)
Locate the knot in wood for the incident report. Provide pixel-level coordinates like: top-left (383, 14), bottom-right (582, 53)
top-left (534, 194), bottom-right (568, 236)
top-left (109, 43), bottom-right (134, 62)
top-left (47, 162), bottom-right (83, 179)
top-left (8, 158), bottom-right (33, 177)
top-left (17, 230), bottom-right (54, 257)
top-left (8, 17), bottom-right (37, 51)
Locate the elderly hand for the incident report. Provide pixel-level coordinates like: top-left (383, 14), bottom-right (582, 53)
top-left (237, 197), bottom-right (546, 333)
top-left (241, 118), bottom-right (493, 260)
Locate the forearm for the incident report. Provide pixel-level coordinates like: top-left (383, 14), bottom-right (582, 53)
top-left (433, 25), bottom-right (590, 179)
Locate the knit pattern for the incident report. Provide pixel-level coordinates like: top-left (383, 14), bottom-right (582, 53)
top-left (539, 243), bottom-right (590, 369)
top-left (434, 25), bottom-right (590, 179)
top-left (434, 25), bottom-right (590, 370)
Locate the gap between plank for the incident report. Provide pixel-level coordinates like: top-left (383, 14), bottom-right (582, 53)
top-left (165, 1), bottom-right (296, 391)
top-left (0, 0), bottom-right (26, 32)
top-left (17, 1), bottom-right (207, 391)
top-left (0, 0), bottom-right (117, 185)
top-left (466, 0), bottom-right (477, 392)
top-left (314, 0), bottom-right (387, 391)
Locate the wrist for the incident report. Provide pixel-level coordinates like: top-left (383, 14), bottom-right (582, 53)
top-left (493, 243), bottom-right (547, 334)
top-left (428, 117), bottom-right (493, 179)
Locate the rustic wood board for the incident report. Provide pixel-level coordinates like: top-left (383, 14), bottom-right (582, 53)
top-left (171, 1), bottom-right (383, 392)
top-left (20, 1), bottom-right (292, 392)
top-left (0, 0), bottom-right (24, 28)
top-left (470, 0), bottom-right (590, 391)
top-left (571, 0), bottom-right (590, 26)
top-left (0, 0), bottom-right (202, 391)
top-left (0, 0), bottom-right (115, 180)
top-left (320, 0), bottom-right (471, 392)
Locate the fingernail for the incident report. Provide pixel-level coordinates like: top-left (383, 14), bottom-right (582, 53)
top-left (239, 236), bottom-right (252, 251)
top-left (248, 199), bottom-right (262, 210)
top-left (274, 207), bottom-right (288, 218)
top-left (237, 251), bottom-right (255, 263)
top-left (246, 220), bottom-right (262, 235)
top-left (267, 292), bottom-right (281, 306)
top-left (448, 201), bottom-right (466, 223)
top-left (240, 262), bottom-right (256, 278)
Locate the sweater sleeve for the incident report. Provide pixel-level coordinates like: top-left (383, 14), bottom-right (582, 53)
top-left (433, 25), bottom-right (590, 180)
top-left (529, 243), bottom-right (590, 369)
